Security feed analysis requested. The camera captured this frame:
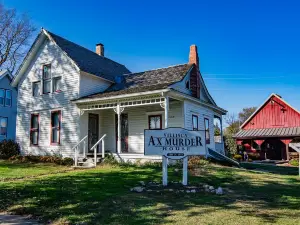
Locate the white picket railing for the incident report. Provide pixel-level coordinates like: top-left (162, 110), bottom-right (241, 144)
top-left (90, 134), bottom-right (107, 167)
top-left (72, 135), bottom-right (88, 167)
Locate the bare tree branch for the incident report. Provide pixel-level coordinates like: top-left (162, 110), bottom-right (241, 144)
top-left (0, 3), bottom-right (35, 74)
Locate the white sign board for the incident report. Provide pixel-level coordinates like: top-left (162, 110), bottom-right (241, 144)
top-left (144, 127), bottom-right (206, 159)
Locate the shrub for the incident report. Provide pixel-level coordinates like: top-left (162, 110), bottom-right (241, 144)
top-left (188, 156), bottom-right (210, 169)
top-left (289, 159), bottom-right (299, 167)
top-left (233, 154), bottom-right (242, 161)
top-left (0, 140), bottom-right (20, 159)
top-left (61, 157), bottom-right (74, 166)
top-left (8, 155), bottom-right (73, 166)
top-left (248, 152), bottom-right (260, 160)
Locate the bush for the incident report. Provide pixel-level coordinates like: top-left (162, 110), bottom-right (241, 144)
top-left (233, 154), bottom-right (242, 161)
top-left (0, 140), bottom-right (20, 159)
top-left (188, 156), bottom-right (210, 169)
top-left (8, 155), bottom-right (73, 166)
top-left (248, 152), bottom-right (260, 160)
top-left (289, 159), bottom-right (299, 167)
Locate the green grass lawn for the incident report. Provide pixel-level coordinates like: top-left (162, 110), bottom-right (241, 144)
top-left (0, 160), bottom-right (71, 181)
top-left (0, 161), bottom-right (299, 225)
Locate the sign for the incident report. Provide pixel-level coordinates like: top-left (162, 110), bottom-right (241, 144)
top-left (144, 127), bottom-right (206, 159)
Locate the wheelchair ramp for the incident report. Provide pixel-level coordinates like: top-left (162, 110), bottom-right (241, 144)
top-left (207, 148), bottom-right (240, 167)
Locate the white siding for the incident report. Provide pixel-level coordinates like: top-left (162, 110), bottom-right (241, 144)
top-left (16, 39), bottom-right (80, 157)
top-left (79, 72), bottom-right (112, 97)
top-left (91, 101), bottom-right (183, 154)
top-left (184, 100), bottom-right (215, 150)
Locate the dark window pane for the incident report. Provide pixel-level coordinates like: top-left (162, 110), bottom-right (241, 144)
top-left (192, 115), bottom-right (198, 130)
top-left (5, 90), bottom-right (12, 107)
top-left (205, 118), bottom-right (210, 144)
top-left (0, 89), bottom-right (4, 106)
top-left (0, 117), bottom-right (7, 137)
top-left (51, 111), bottom-right (61, 144)
top-left (33, 82), bottom-right (40, 96)
top-left (52, 128), bottom-right (59, 143)
top-left (31, 131), bottom-right (38, 145)
top-left (43, 65), bottom-right (51, 79)
top-left (43, 80), bottom-right (51, 93)
top-left (31, 115), bottom-right (39, 129)
top-left (53, 77), bottom-right (61, 92)
top-left (52, 112), bottom-right (60, 127)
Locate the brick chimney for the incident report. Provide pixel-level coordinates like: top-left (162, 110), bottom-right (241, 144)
top-left (96, 43), bottom-right (104, 56)
top-left (189, 45), bottom-right (199, 69)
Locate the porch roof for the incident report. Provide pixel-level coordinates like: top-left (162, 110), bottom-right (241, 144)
top-left (76, 64), bottom-right (192, 100)
top-left (234, 127), bottom-right (300, 139)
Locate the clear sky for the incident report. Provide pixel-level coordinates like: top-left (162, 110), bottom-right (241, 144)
top-left (3, 0), bottom-right (300, 115)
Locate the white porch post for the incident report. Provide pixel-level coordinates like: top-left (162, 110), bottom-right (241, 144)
top-left (163, 96), bottom-right (169, 186)
top-left (117, 103), bottom-right (121, 154)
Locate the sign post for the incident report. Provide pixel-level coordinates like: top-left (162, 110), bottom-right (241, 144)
top-left (144, 127), bottom-right (206, 186)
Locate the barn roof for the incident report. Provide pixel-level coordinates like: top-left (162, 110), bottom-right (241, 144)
top-left (234, 127), bottom-right (300, 139)
top-left (240, 93), bottom-right (300, 129)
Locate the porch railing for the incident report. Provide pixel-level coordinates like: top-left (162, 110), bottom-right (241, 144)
top-left (72, 135), bottom-right (88, 167)
top-left (90, 134), bottom-right (107, 167)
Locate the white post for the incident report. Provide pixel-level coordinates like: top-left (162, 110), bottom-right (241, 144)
top-left (117, 104), bottom-right (121, 154)
top-left (83, 140), bottom-right (86, 158)
top-left (163, 96), bottom-right (169, 186)
top-left (182, 157), bottom-right (188, 185)
top-left (94, 147), bottom-right (97, 167)
top-left (75, 147), bottom-right (78, 167)
top-left (102, 140), bottom-right (105, 158)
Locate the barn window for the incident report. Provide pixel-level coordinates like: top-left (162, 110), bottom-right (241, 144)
top-left (51, 111), bottom-right (61, 144)
top-left (204, 118), bottom-right (210, 144)
top-left (149, 115), bottom-right (162, 130)
top-left (30, 114), bottom-right (39, 145)
top-left (192, 115), bottom-right (198, 130)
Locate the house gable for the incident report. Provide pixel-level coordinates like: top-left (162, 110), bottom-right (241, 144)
top-left (241, 94), bottom-right (300, 129)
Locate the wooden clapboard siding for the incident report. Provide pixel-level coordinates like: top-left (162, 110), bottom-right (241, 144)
top-left (16, 39), bottom-right (81, 157)
top-left (243, 95), bottom-right (300, 130)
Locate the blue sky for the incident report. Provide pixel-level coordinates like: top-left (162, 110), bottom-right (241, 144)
top-left (3, 0), bottom-right (300, 116)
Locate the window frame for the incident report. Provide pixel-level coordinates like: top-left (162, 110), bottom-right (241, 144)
top-left (51, 110), bottom-right (62, 145)
top-left (52, 76), bottom-right (62, 93)
top-left (0, 117), bottom-right (8, 139)
top-left (148, 115), bottom-right (162, 130)
top-left (42, 64), bottom-right (52, 94)
top-left (192, 115), bottom-right (198, 131)
top-left (204, 118), bottom-right (210, 144)
top-left (0, 88), bottom-right (12, 107)
top-left (30, 114), bottom-right (39, 146)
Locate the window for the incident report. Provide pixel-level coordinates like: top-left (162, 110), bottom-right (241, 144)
top-left (0, 117), bottom-right (7, 138)
top-left (192, 115), bottom-right (198, 130)
top-left (214, 116), bottom-right (222, 143)
top-left (51, 111), bottom-right (61, 144)
top-left (32, 82), bottom-right (41, 97)
top-left (0, 89), bottom-right (4, 106)
top-left (5, 90), bottom-right (12, 107)
top-left (30, 114), bottom-right (39, 145)
top-left (149, 115), bottom-right (162, 130)
top-left (204, 118), bottom-right (210, 144)
top-left (185, 80), bottom-right (190, 89)
top-left (53, 77), bottom-right (62, 92)
top-left (43, 64), bottom-right (51, 94)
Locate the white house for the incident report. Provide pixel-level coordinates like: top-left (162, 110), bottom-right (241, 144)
top-left (12, 29), bottom-right (226, 165)
top-left (0, 70), bottom-right (17, 141)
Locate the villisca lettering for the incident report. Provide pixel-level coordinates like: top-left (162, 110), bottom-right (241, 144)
top-left (148, 132), bottom-right (203, 151)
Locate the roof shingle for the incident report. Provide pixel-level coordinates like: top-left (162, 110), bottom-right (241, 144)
top-left (234, 127), bottom-right (300, 138)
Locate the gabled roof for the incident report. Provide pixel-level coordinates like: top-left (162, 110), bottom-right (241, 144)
top-left (12, 29), bottom-right (130, 86)
top-left (0, 70), bottom-right (13, 81)
top-left (240, 93), bottom-right (300, 129)
top-left (75, 63), bottom-right (193, 100)
top-left (45, 30), bottom-right (130, 81)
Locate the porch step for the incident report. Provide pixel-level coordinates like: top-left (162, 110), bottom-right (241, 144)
top-left (74, 156), bottom-right (103, 168)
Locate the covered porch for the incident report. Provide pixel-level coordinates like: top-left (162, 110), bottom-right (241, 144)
top-left (76, 93), bottom-right (183, 161)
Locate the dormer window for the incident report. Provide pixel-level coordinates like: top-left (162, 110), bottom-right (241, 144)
top-left (43, 64), bottom-right (51, 94)
top-left (185, 80), bottom-right (190, 89)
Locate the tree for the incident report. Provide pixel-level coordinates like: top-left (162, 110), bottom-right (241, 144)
top-left (238, 107), bottom-right (257, 124)
top-left (0, 4), bottom-right (35, 73)
top-left (223, 113), bottom-right (239, 155)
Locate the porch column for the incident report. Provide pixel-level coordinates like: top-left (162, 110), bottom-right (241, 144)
top-left (117, 104), bottom-right (121, 154)
top-left (163, 96), bottom-right (169, 186)
top-left (280, 139), bottom-right (292, 161)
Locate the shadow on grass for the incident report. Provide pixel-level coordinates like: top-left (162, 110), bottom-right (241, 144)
top-left (0, 164), bottom-right (299, 224)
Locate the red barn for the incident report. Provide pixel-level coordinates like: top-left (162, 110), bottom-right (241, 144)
top-left (234, 93), bottom-right (300, 161)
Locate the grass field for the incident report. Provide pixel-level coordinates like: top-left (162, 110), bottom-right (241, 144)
top-left (0, 160), bottom-right (299, 224)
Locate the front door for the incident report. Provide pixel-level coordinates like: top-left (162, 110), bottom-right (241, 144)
top-left (115, 114), bottom-right (128, 153)
top-left (88, 114), bottom-right (99, 153)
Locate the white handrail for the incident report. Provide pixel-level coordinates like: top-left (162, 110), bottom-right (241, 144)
top-left (72, 135), bottom-right (88, 150)
top-left (90, 134), bottom-right (107, 167)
